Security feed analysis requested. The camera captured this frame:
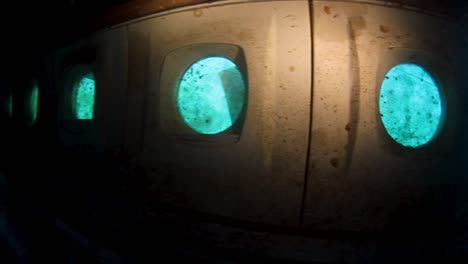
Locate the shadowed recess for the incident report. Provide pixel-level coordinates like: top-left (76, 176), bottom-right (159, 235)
top-left (379, 63), bottom-right (442, 148)
top-left (177, 57), bottom-right (246, 134)
top-left (73, 72), bottom-right (95, 120)
top-left (6, 94), bottom-right (12, 117)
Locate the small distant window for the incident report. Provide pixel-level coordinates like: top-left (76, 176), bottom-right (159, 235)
top-left (6, 94), bottom-right (12, 117)
top-left (29, 82), bottom-right (38, 124)
top-left (72, 71), bottom-right (95, 119)
top-left (379, 63), bottom-right (443, 148)
top-left (177, 57), bottom-right (246, 134)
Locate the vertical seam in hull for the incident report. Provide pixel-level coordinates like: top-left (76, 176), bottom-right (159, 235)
top-left (299, 0), bottom-right (314, 227)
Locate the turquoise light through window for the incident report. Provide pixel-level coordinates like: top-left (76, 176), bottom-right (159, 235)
top-left (177, 57), bottom-right (246, 134)
top-left (30, 83), bottom-right (38, 123)
top-left (73, 72), bottom-right (95, 119)
top-left (379, 63), bottom-right (442, 148)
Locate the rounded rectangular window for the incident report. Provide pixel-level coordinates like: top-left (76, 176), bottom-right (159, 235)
top-left (28, 81), bottom-right (39, 124)
top-left (177, 56), bottom-right (246, 134)
top-left (62, 65), bottom-right (96, 121)
top-left (159, 43), bottom-right (248, 143)
top-left (72, 71), bottom-right (95, 120)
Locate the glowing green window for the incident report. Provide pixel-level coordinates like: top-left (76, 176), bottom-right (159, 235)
top-left (177, 57), bottom-right (246, 134)
top-left (29, 83), bottom-right (38, 123)
top-left (379, 63), bottom-right (443, 148)
top-left (72, 72), bottom-right (95, 119)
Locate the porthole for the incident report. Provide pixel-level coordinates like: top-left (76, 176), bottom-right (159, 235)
top-left (6, 94), bottom-right (12, 117)
top-left (72, 71), bottom-right (95, 119)
top-left (379, 63), bottom-right (443, 148)
top-left (28, 82), bottom-right (38, 124)
top-left (177, 57), bottom-right (246, 134)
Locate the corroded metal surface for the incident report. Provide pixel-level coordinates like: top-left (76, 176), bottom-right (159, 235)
top-left (304, 0), bottom-right (466, 233)
top-left (92, 0), bottom-right (466, 30)
top-left (130, 0), bottom-right (312, 226)
top-left (94, 0), bottom-right (214, 29)
top-left (45, 0), bottom-right (468, 262)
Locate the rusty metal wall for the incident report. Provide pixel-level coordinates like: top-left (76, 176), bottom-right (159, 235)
top-left (334, 0), bottom-right (465, 18)
top-left (50, 0), bottom-right (467, 232)
top-left (304, 0), bottom-right (466, 233)
top-left (126, 0), bottom-right (312, 226)
top-left (46, 0), bottom-right (312, 227)
top-left (43, 0), bottom-right (468, 261)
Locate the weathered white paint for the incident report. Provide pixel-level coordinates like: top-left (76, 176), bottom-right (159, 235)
top-left (304, 0), bottom-right (465, 232)
top-left (127, 0), bottom-right (311, 226)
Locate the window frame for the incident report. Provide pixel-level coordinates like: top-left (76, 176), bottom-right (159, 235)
top-left (375, 48), bottom-right (456, 157)
top-left (61, 64), bottom-right (97, 121)
top-left (158, 43), bottom-right (248, 145)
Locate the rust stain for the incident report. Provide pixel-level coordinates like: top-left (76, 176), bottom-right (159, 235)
top-left (324, 5), bottom-right (332, 15)
top-left (380, 25), bottom-right (390, 33)
top-left (289, 66), bottom-right (295, 72)
top-left (330, 158), bottom-right (339, 168)
top-left (349, 16), bottom-right (367, 31)
top-left (194, 9), bottom-right (203, 17)
top-left (345, 123), bottom-right (351, 131)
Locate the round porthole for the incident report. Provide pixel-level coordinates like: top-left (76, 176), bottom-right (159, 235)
top-left (72, 71), bottom-right (95, 120)
top-left (28, 82), bottom-right (39, 124)
top-left (379, 63), bottom-right (443, 148)
top-left (177, 57), bottom-right (246, 134)
top-left (6, 94), bottom-right (12, 117)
